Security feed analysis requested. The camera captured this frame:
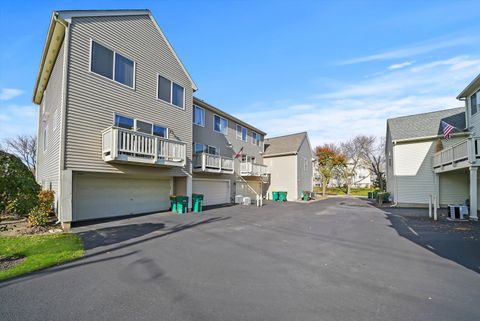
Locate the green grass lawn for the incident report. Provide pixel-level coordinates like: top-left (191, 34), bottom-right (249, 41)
top-left (314, 187), bottom-right (376, 197)
top-left (0, 233), bottom-right (84, 281)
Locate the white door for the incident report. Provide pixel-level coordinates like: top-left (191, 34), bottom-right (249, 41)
top-left (73, 174), bottom-right (171, 221)
top-left (192, 179), bottom-right (230, 206)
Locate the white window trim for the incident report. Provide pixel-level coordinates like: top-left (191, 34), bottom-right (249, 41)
top-left (89, 39), bottom-right (136, 90)
top-left (236, 124), bottom-right (247, 141)
top-left (213, 114), bottom-right (228, 135)
top-left (194, 142), bottom-right (206, 154)
top-left (252, 131), bottom-right (262, 146)
top-left (207, 145), bottom-right (219, 155)
top-left (156, 74), bottom-right (186, 110)
top-left (193, 105), bottom-right (205, 127)
top-left (469, 89), bottom-right (479, 116)
top-left (113, 113), bottom-right (168, 138)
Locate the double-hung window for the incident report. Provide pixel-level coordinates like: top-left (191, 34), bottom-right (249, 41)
top-left (471, 90), bottom-right (479, 116)
top-left (90, 41), bottom-right (135, 88)
top-left (193, 105), bottom-right (205, 126)
top-left (236, 125), bottom-right (247, 141)
top-left (252, 132), bottom-right (261, 146)
top-left (208, 145), bottom-right (219, 155)
top-left (214, 115), bottom-right (228, 135)
top-left (157, 75), bottom-right (185, 108)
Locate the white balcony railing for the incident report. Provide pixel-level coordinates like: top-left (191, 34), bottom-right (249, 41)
top-left (102, 126), bottom-right (186, 167)
top-left (193, 153), bottom-right (234, 173)
top-left (433, 137), bottom-right (479, 169)
top-left (240, 162), bottom-right (269, 176)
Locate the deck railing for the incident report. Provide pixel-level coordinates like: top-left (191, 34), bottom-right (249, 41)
top-left (193, 153), bottom-right (234, 173)
top-left (433, 137), bottom-right (479, 169)
top-left (240, 162), bottom-right (269, 176)
top-left (102, 126), bottom-right (186, 166)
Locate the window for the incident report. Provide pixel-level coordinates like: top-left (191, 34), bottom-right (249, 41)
top-left (304, 158), bottom-right (308, 172)
top-left (194, 143), bottom-right (207, 154)
top-left (208, 145), bottom-right (219, 155)
top-left (471, 90), bottom-right (479, 116)
top-left (115, 114), bottom-right (134, 130)
top-left (43, 126), bottom-right (48, 151)
top-left (157, 75), bottom-right (185, 108)
top-left (252, 132), bottom-right (261, 146)
top-left (90, 41), bottom-right (135, 88)
top-left (214, 115), bottom-right (228, 135)
top-left (236, 125), bottom-right (247, 141)
top-left (136, 120), bottom-right (152, 134)
top-left (193, 105), bottom-right (205, 126)
top-left (153, 125), bottom-right (167, 138)
top-left (114, 53), bottom-right (134, 87)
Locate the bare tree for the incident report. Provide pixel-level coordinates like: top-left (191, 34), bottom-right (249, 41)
top-left (4, 135), bottom-right (37, 173)
top-left (339, 136), bottom-right (373, 194)
top-left (359, 136), bottom-right (386, 191)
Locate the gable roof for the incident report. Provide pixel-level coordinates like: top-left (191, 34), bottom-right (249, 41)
top-left (387, 107), bottom-right (467, 142)
top-left (33, 9), bottom-right (197, 104)
top-left (457, 73), bottom-right (480, 99)
top-left (193, 97), bottom-right (266, 135)
top-left (263, 132), bottom-right (308, 157)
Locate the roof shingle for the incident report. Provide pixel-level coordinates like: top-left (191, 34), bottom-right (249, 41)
top-left (263, 132), bottom-right (307, 156)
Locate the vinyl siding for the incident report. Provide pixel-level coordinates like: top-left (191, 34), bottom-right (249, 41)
top-left (439, 170), bottom-right (469, 205)
top-left (467, 84), bottom-right (480, 131)
top-left (296, 138), bottom-right (313, 198)
top-left (392, 136), bottom-right (466, 205)
top-left (65, 15), bottom-right (193, 176)
top-left (36, 42), bottom-right (65, 211)
top-left (264, 155), bottom-right (297, 201)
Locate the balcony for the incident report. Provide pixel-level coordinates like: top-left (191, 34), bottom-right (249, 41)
top-left (102, 126), bottom-right (186, 167)
top-left (193, 153), bottom-right (234, 174)
top-left (433, 137), bottom-right (479, 173)
top-left (240, 162), bottom-right (269, 176)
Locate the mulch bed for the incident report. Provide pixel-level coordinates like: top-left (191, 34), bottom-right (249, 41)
top-left (0, 255), bottom-right (26, 271)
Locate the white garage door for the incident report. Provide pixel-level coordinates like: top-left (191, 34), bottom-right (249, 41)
top-left (192, 179), bottom-right (230, 206)
top-left (73, 174), bottom-right (171, 221)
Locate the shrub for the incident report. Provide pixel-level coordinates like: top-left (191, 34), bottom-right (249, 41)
top-left (0, 150), bottom-right (40, 216)
top-left (28, 190), bottom-right (55, 227)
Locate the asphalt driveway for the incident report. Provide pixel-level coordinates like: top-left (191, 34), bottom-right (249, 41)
top-left (1, 197), bottom-right (479, 321)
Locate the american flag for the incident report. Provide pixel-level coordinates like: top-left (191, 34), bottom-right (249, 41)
top-left (233, 147), bottom-right (244, 159)
top-left (441, 121), bottom-right (455, 140)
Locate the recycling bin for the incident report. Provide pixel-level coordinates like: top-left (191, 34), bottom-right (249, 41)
top-left (176, 196), bottom-right (189, 214)
top-left (192, 194), bottom-right (204, 213)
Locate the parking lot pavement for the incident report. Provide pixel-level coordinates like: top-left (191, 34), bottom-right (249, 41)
top-left (1, 197), bottom-right (479, 321)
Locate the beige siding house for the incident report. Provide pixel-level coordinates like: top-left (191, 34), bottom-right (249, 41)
top-left (386, 73), bottom-right (480, 220)
top-left (263, 132), bottom-right (314, 201)
top-left (192, 97), bottom-right (268, 206)
top-left (34, 10), bottom-right (197, 228)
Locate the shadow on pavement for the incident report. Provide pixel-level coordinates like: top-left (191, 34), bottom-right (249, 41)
top-left (380, 206), bottom-right (480, 274)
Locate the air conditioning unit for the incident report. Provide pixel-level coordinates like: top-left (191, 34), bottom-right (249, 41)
top-left (242, 197), bottom-right (251, 205)
top-left (235, 195), bottom-right (243, 204)
top-left (447, 204), bottom-right (469, 220)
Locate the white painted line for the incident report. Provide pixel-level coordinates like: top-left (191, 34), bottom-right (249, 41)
top-left (426, 245), bottom-right (435, 250)
top-left (407, 226), bottom-right (419, 236)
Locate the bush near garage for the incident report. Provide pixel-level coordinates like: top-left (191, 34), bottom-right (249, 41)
top-left (28, 190), bottom-right (55, 227)
top-left (0, 150), bottom-right (40, 216)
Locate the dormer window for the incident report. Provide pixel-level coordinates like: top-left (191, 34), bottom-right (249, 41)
top-left (470, 89), bottom-right (479, 116)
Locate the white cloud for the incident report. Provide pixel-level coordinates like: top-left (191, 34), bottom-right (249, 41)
top-left (387, 61), bottom-right (414, 70)
top-left (338, 36), bottom-right (476, 65)
top-left (0, 88), bottom-right (23, 101)
top-left (0, 104), bottom-right (37, 140)
top-left (236, 55), bottom-right (480, 146)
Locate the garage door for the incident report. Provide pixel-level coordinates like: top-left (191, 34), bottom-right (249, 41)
top-left (192, 179), bottom-right (230, 206)
top-left (73, 174), bottom-right (171, 221)
top-left (236, 180), bottom-right (262, 200)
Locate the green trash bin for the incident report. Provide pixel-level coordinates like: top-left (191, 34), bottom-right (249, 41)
top-left (372, 191), bottom-right (378, 200)
top-left (272, 191), bottom-right (279, 202)
top-left (176, 196), bottom-right (189, 214)
top-left (302, 192), bottom-right (309, 201)
top-left (192, 194), bottom-right (204, 213)
top-left (383, 192), bottom-right (390, 203)
top-left (279, 191), bottom-right (287, 202)
top-left (367, 192), bottom-right (373, 199)
top-left (170, 196), bottom-right (177, 212)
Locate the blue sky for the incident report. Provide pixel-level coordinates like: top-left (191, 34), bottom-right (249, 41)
top-left (1, 0), bottom-right (480, 146)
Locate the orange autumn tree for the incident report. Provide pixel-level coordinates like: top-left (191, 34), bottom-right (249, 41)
top-left (315, 144), bottom-right (346, 196)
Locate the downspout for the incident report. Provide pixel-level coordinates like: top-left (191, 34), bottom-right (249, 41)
top-left (57, 17), bottom-right (69, 223)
